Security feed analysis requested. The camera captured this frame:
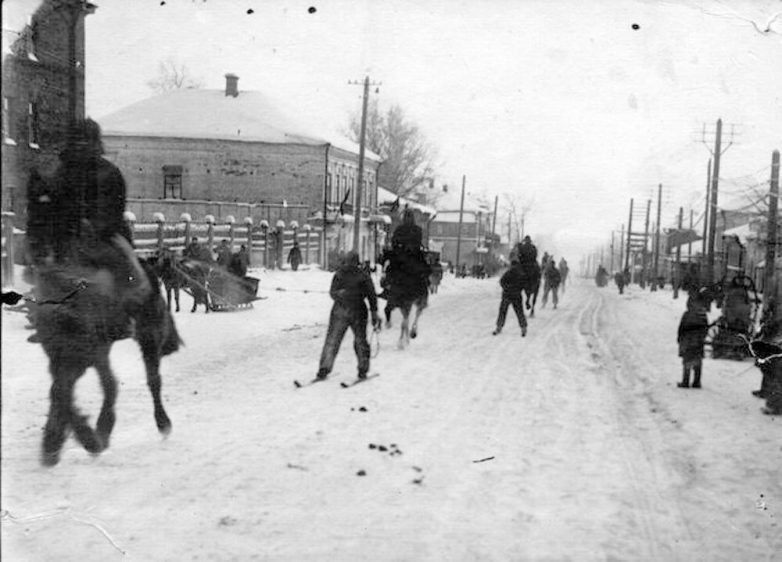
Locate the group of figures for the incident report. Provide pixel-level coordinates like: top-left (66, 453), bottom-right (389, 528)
top-left (491, 237), bottom-right (569, 337)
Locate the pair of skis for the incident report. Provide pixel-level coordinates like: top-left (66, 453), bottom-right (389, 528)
top-left (294, 373), bottom-right (380, 389)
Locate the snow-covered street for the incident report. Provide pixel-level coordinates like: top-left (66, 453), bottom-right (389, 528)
top-left (2, 269), bottom-right (780, 561)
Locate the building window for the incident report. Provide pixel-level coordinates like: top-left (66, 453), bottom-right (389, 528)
top-left (162, 165), bottom-right (183, 199)
top-left (27, 101), bottom-right (39, 147)
top-left (2, 98), bottom-right (15, 144)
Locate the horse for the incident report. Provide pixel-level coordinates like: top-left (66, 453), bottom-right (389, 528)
top-left (379, 248), bottom-right (430, 349)
top-left (519, 261), bottom-right (541, 317)
top-left (429, 262), bottom-right (443, 294)
top-left (30, 253), bottom-right (181, 466)
top-left (148, 249), bottom-right (212, 313)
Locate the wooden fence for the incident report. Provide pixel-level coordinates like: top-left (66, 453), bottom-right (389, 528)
top-left (126, 212), bottom-right (322, 269)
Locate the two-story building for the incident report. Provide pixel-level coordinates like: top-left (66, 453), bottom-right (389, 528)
top-left (98, 74), bottom-right (382, 266)
top-left (2, 0), bottom-right (96, 224)
top-left (428, 192), bottom-right (493, 267)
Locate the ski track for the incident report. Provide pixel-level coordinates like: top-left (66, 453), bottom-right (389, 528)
top-left (2, 277), bottom-right (780, 561)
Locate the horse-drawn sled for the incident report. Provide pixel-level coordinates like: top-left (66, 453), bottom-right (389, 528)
top-left (703, 271), bottom-right (762, 360)
top-left (207, 269), bottom-right (261, 311)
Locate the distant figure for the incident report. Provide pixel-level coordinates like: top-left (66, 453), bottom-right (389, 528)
top-left (492, 259), bottom-right (527, 337)
top-left (184, 237), bottom-right (213, 263)
top-left (287, 240), bottom-right (302, 271)
top-left (541, 258), bottom-right (561, 309)
top-left (216, 239), bottom-right (232, 269)
top-left (230, 244), bottom-right (250, 277)
top-left (516, 236), bottom-right (538, 265)
top-left (558, 258), bottom-right (569, 293)
top-left (614, 270), bottom-right (626, 294)
top-left (316, 251), bottom-right (381, 381)
top-left (677, 294), bottom-right (709, 389)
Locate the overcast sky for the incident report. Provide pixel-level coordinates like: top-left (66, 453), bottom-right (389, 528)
top-left (6, 0), bottom-right (782, 261)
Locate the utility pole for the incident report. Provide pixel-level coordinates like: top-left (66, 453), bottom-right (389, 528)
top-left (701, 119), bottom-right (734, 283)
top-left (610, 232), bottom-right (615, 273)
top-left (349, 76), bottom-right (380, 256)
top-left (763, 150), bottom-right (779, 322)
top-left (641, 198), bottom-right (651, 289)
top-left (455, 175), bottom-right (466, 268)
top-left (702, 158), bottom-right (711, 260)
top-left (674, 206), bottom-right (683, 299)
top-left (653, 183), bottom-right (662, 289)
top-left (688, 209), bottom-right (694, 261)
top-left (619, 224), bottom-right (624, 272)
top-left (491, 195), bottom-right (498, 238)
top-left (507, 212), bottom-right (512, 251)
top-left (625, 199), bottom-right (634, 271)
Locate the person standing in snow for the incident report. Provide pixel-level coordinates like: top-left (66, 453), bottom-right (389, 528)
top-left (541, 258), bottom-right (561, 309)
top-left (492, 258), bottom-right (527, 337)
top-left (676, 294), bottom-right (710, 388)
top-left (287, 240), bottom-right (302, 271)
top-left (316, 251), bottom-right (382, 381)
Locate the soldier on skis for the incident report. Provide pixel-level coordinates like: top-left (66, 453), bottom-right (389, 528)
top-left (316, 251), bottom-right (382, 381)
top-left (492, 258), bottom-right (528, 337)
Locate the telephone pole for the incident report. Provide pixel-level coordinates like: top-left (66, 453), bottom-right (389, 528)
top-left (763, 150), bottom-right (779, 321)
top-left (619, 224), bottom-right (624, 272)
top-left (455, 175), bottom-right (466, 267)
top-left (641, 198), bottom-right (651, 289)
top-left (625, 199), bottom-right (634, 270)
top-left (348, 76), bottom-right (381, 255)
top-left (701, 119), bottom-right (735, 283)
top-left (653, 183), bottom-right (662, 288)
top-left (674, 206), bottom-right (683, 299)
top-left (610, 232), bottom-right (615, 273)
top-left (702, 158), bottom-right (711, 260)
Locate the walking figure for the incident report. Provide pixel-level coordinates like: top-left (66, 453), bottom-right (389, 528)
top-left (316, 251), bottom-right (382, 380)
top-left (677, 295), bottom-right (709, 388)
top-left (287, 240), bottom-right (302, 271)
top-left (492, 259), bottom-right (527, 337)
top-left (541, 258), bottom-right (561, 309)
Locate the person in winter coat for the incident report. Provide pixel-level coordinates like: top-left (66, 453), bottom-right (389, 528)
top-left (677, 294), bottom-right (710, 388)
top-left (541, 259), bottom-right (561, 309)
top-left (184, 237), bottom-right (213, 264)
top-left (392, 208), bottom-right (423, 253)
top-left (614, 270), bottom-right (626, 294)
top-left (216, 239), bottom-right (233, 269)
top-left (492, 259), bottom-right (528, 337)
top-left (287, 241), bottom-right (302, 271)
top-left (316, 251), bottom-right (382, 380)
top-left (517, 236), bottom-right (537, 265)
top-left (558, 258), bottom-right (569, 293)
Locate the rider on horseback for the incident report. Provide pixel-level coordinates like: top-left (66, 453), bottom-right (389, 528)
top-left (27, 118), bottom-right (152, 340)
top-left (379, 207), bottom-right (431, 299)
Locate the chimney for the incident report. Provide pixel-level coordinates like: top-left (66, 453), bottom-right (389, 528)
top-left (225, 73), bottom-right (239, 97)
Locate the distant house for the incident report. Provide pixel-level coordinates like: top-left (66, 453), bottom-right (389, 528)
top-left (1, 0), bottom-right (96, 224)
top-left (98, 74), bottom-right (382, 264)
top-left (427, 192), bottom-right (493, 266)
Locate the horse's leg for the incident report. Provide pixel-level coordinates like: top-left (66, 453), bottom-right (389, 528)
top-left (410, 302), bottom-right (425, 339)
top-left (173, 286), bottom-right (180, 312)
top-left (385, 302), bottom-right (393, 328)
top-left (136, 325), bottom-right (173, 435)
top-left (398, 303), bottom-right (411, 349)
top-left (94, 347), bottom-right (118, 450)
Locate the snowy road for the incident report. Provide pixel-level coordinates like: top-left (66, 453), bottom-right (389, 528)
top-left (2, 271), bottom-right (780, 561)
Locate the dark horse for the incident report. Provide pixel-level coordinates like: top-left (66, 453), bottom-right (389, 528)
top-left (379, 248), bottom-right (430, 349)
top-left (148, 249), bottom-right (211, 313)
top-left (519, 261), bottom-right (541, 318)
top-left (30, 255), bottom-right (181, 466)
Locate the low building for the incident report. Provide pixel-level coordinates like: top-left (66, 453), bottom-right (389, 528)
top-left (428, 192), bottom-right (493, 267)
top-left (98, 74), bottom-right (382, 266)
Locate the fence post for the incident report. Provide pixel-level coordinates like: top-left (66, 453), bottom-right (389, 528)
top-left (205, 214), bottom-right (215, 252)
top-left (1, 212), bottom-right (16, 287)
top-left (303, 224), bottom-right (311, 265)
top-left (260, 220), bottom-right (269, 268)
top-left (244, 217), bottom-right (253, 266)
top-left (153, 212), bottom-right (166, 251)
top-left (276, 220), bottom-right (285, 270)
top-left (181, 213), bottom-right (192, 247)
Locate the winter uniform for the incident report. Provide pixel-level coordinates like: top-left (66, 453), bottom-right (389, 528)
top-left (541, 261), bottom-right (561, 308)
top-left (287, 242), bottom-right (302, 271)
top-left (493, 262), bottom-right (527, 336)
top-left (317, 252), bottom-right (381, 379)
top-left (677, 297), bottom-right (709, 388)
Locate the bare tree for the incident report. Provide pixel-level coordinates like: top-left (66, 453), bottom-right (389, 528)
top-left (502, 193), bottom-right (535, 246)
top-left (348, 100), bottom-right (437, 199)
top-left (146, 58), bottom-right (204, 93)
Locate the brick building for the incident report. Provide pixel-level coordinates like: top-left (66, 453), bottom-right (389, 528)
top-left (1, 0), bottom-right (96, 225)
top-left (99, 74), bottom-right (382, 264)
top-left (428, 193), bottom-right (493, 267)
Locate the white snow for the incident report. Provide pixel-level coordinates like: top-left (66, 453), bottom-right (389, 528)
top-left (2, 266), bottom-right (780, 561)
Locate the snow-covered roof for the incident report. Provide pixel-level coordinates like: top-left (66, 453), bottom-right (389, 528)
top-left (723, 223), bottom-right (755, 241)
top-left (377, 186), bottom-right (437, 217)
top-left (434, 188), bottom-right (490, 214)
top-left (99, 88), bottom-right (381, 161)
